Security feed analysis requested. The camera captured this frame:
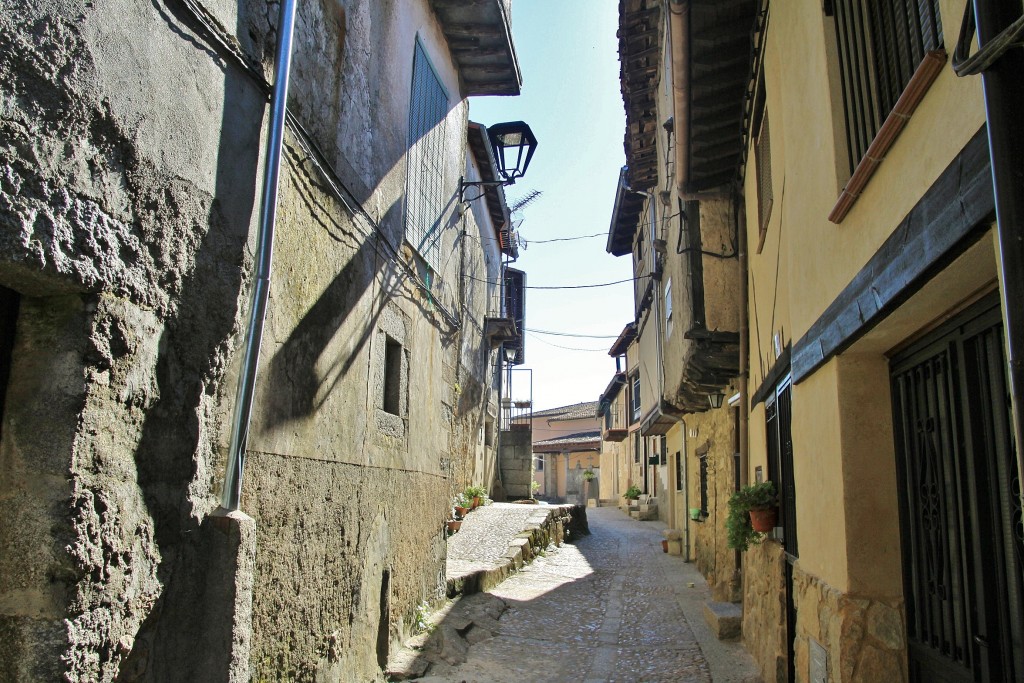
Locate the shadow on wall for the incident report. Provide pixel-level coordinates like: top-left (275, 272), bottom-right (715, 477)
top-left (110, 0), bottom-right (483, 678)
top-left (114, 0), bottom-right (263, 677)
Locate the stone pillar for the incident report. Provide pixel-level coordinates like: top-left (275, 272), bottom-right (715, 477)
top-left (199, 508), bottom-right (257, 682)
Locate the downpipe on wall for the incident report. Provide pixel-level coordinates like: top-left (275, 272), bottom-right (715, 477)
top-left (965, 0), bottom-right (1024, 515)
top-left (221, 0), bottom-right (298, 512)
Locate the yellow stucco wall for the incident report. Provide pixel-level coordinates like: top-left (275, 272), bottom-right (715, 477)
top-left (744, 0), bottom-right (990, 599)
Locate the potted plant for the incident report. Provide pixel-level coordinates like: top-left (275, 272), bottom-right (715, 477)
top-left (726, 481), bottom-right (778, 551)
top-left (689, 507), bottom-right (702, 521)
top-left (623, 484), bottom-right (641, 502)
top-left (454, 494), bottom-right (471, 518)
top-left (582, 468), bottom-right (596, 481)
top-left (446, 519), bottom-right (462, 534)
top-left (464, 485), bottom-right (487, 508)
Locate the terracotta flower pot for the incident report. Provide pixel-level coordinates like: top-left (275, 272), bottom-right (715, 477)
top-left (661, 539), bottom-right (669, 553)
top-left (454, 506), bottom-right (470, 518)
top-left (749, 507), bottom-right (778, 533)
top-left (446, 520), bottom-right (462, 533)
top-left (472, 496), bottom-right (481, 509)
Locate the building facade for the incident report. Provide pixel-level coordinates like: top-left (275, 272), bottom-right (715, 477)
top-left (612, 0), bottom-right (1022, 682)
top-left (0, 1), bottom-right (526, 681)
top-left (529, 402), bottom-right (600, 503)
top-left (607, 0), bottom-right (744, 603)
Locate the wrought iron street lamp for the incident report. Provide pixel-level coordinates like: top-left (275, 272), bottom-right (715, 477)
top-left (707, 391), bottom-right (725, 409)
top-left (460, 121), bottom-right (538, 201)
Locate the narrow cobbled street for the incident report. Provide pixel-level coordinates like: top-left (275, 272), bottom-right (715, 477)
top-left (409, 507), bottom-right (761, 683)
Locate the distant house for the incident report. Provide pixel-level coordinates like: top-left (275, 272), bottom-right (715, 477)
top-left (529, 401), bottom-right (600, 502)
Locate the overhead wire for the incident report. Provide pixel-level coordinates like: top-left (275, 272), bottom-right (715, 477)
top-left (463, 274), bottom-right (649, 290)
top-left (526, 332), bottom-right (612, 352)
top-left (525, 328), bottom-right (620, 339)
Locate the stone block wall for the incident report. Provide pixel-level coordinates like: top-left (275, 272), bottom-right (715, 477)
top-left (792, 568), bottom-right (907, 683)
top-left (498, 429), bottom-right (533, 499)
top-left (742, 541), bottom-right (788, 683)
top-left (684, 385), bottom-right (739, 603)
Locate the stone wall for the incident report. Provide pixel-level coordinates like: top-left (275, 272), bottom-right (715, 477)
top-left (792, 568), bottom-right (907, 683)
top-left (498, 429), bottom-right (533, 500)
top-left (742, 541), bottom-right (788, 683)
top-left (683, 384), bottom-right (739, 603)
top-left (0, 0), bottom-right (507, 680)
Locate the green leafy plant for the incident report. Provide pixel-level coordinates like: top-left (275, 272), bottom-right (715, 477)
top-left (582, 468), bottom-right (596, 481)
top-left (530, 480), bottom-right (541, 494)
top-left (464, 485), bottom-right (487, 499)
top-left (726, 481), bottom-right (777, 551)
top-left (412, 600), bottom-right (434, 634)
top-left (623, 484), bottom-right (642, 500)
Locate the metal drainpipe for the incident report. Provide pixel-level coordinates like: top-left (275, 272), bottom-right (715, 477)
top-left (735, 188), bottom-right (749, 586)
top-left (737, 191), bottom-right (749, 489)
top-left (969, 0), bottom-right (1024, 508)
top-left (221, 0), bottom-right (298, 512)
top-left (681, 418), bottom-right (691, 562)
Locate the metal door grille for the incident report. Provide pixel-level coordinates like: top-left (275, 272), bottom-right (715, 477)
top-left (766, 380), bottom-right (797, 556)
top-left (891, 299), bottom-right (1021, 682)
top-left (829, 0), bottom-right (943, 173)
top-left (892, 349), bottom-right (974, 677)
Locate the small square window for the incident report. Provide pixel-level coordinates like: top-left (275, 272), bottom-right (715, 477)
top-left (383, 337), bottom-right (402, 416)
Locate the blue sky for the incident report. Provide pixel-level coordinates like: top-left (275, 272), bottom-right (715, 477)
top-left (470, 0), bottom-right (633, 412)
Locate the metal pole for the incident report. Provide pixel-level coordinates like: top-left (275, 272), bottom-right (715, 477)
top-left (971, 0), bottom-right (1024, 502)
top-left (221, 0), bottom-right (298, 511)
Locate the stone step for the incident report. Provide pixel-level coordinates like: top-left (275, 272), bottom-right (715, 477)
top-left (703, 601), bottom-right (742, 641)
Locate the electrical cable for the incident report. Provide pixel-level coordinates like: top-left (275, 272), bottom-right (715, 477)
top-left (953, 1), bottom-right (1024, 76)
top-left (526, 232), bottom-right (607, 244)
top-left (172, 0), bottom-right (462, 329)
top-left (463, 274), bottom-right (649, 290)
top-left (525, 328), bottom-right (621, 339)
top-left (525, 332), bottom-right (612, 352)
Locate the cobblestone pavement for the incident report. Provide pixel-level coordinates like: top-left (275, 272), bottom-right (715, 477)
top-left (447, 502), bottom-right (546, 581)
top-left (409, 506), bottom-right (762, 683)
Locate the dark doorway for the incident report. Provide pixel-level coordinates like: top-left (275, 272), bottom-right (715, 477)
top-left (891, 295), bottom-right (1022, 683)
top-left (376, 569), bottom-right (391, 670)
top-left (0, 286), bottom-right (20, 443)
top-left (766, 378), bottom-right (797, 683)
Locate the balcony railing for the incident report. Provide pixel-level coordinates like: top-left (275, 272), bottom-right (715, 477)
top-left (602, 401), bottom-right (629, 442)
top-left (501, 367), bottom-right (533, 431)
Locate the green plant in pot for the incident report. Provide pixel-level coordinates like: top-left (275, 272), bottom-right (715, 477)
top-left (726, 481), bottom-right (778, 551)
top-left (464, 485), bottom-right (487, 508)
top-left (623, 484), bottom-right (641, 501)
top-left (582, 468), bottom-right (596, 481)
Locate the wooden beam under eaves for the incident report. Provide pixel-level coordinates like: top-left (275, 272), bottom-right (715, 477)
top-left (441, 23), bottom-right (505, 37)
top-left (691, 15), bottom-right (756, 45)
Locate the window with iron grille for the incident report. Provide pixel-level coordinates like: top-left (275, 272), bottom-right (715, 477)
top-left (754, 112), bottom-right (773, 249)
top-left (630, 372), bottom-right (641, 423)
top-left (827, 0), bottom-right (944, 175)
top-left (405, 39), bottom-right (449, 272)
top-left (699, 453), bottom-right (709, 516)
top-left (674, 451), bottom-right (683, 491)
top-left (750, 69), bottom-right (773, 253)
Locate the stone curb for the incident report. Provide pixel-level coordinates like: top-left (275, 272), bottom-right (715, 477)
top-left (444, 504), bottom-right (584, 598)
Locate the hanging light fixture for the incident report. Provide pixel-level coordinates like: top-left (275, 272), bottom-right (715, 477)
top-left (487, 121), bottom-right (538, 183)
top-left (460, 121), bottom-right (538, 201)
top-left (707, 391), bottom-right (725, 409)
top-left (503, 344), bottom-right (518, 363)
